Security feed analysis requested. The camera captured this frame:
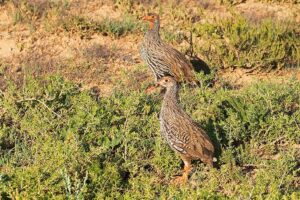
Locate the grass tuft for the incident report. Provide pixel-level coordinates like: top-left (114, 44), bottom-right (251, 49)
top-left (63, 15), bottom-right (142, 38)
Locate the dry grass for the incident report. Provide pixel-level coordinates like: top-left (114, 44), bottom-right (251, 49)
top-left (0, 0), bottom-right (299, 96)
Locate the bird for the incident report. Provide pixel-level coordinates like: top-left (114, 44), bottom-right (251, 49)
top-left (158, 76), bottom-right (215, 185)
top-left (140, 13), bottom-right (197, 91)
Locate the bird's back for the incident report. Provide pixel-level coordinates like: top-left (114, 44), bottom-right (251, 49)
top-left (162, 43), bottom-right (197, 83)
top-left (141, 30), bottom-right (197, 84)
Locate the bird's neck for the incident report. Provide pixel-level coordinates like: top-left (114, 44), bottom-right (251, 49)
top-left (163, 84), bottom-right (180, 106)
top-left (148, 21), bottom-right (160, 38)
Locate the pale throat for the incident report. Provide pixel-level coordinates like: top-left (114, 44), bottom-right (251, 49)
top-left (164, 84), bottom-right (179, 104)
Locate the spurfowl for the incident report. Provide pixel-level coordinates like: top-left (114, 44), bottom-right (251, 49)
top-left (158, 76), bottom-right (214, 185)
top-left (140, 13), bottom-right (197, 87)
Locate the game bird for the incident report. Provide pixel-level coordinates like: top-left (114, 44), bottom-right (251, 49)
top-left (158, 76), bottom-right (215, 185)
top-left (140, 13), bottom-right (197, 91)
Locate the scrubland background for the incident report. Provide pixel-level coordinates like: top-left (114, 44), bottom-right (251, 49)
top-left (0, 0), bottom-right (300, 199)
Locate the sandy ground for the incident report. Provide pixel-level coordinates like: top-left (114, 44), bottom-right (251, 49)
top-left (0, 0), bottom-right (299, 95)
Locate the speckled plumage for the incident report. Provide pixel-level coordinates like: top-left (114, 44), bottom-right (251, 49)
top-left (140, 13), bottom-right (197, 84)
top-left (158, 76), bottom-right (214, 184)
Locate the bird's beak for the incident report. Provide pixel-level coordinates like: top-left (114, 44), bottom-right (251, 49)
top-left (142, 16), bottom-right (150, 21)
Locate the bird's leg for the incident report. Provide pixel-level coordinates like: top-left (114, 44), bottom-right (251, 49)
top-left (171, 155), bottom-right (192, 186)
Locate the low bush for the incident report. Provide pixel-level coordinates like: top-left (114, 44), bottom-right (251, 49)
top-left (193, 15), bottom-right (299, 70)
top-left (0, 75), bottom-right (299, 199)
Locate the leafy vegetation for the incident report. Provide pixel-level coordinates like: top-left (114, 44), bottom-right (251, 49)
top-left (193, 15), bottom-right (299, 70)
top-left (1, 75), bottom-right (299, 199)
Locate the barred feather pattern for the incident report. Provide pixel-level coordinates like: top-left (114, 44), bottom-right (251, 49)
top-left (159, 77), bottom-right (214, 166)
top-left (140, 16), bottom-right (197, 84)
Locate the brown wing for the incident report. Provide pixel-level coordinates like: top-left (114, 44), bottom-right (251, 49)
top-left (170, 114), bottom-right (214, 165)
top-left (161, 43), bottom-right (197, 84)
top-left (187, 123), bottom-right (214, 165)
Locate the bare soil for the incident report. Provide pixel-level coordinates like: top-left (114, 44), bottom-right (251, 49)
top-left (0, 0), bottom-right (299, 95)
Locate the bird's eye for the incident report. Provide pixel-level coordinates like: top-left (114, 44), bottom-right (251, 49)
top-left (165, 79), bottom-right (168, 82)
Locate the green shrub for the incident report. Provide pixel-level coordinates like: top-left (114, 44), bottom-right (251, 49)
top-left (193, 15), bottom-right (300, 70)
top-left (0, 75), bottom-right (299, 198)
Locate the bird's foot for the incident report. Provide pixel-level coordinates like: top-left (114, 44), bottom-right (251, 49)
top-left (170, 164), bottom-right (193, 186)
top-left (170, 173), bottom-right (188, 186)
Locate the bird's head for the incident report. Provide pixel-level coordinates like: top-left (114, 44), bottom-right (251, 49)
top-left (157, 76), bottom-right (177, 88)
top-left (142, 13), bottom-right (160, 30)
